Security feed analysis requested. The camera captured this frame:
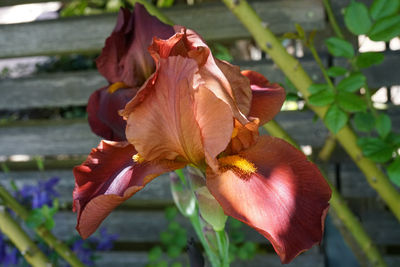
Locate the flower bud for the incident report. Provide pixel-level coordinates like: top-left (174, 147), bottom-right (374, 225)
top-left (169, 171), bottom-right (195, 217)
top-left (195, 186), bottom-right (227, 231)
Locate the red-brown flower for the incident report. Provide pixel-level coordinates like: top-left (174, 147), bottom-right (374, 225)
top-left (87, 4), bottom-right (174, 141)
top-left (74, 18), bottom-right (331, 264)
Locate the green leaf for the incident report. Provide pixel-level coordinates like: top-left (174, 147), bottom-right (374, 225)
top-left (157, 0), bottom-right (174, 8)
top-left (295, 23), bottom-right (305, 40)
top-left (353, 112), bottom-right (375, 132)
top-left (336, 73), bottom-right (366, 92)
top-left (388, 158), bottom-right (400, 187)
top-left (165, 206), bottom-right (178, 221)
top-left (324, 104), bottom-right (348, 134)
top-left (307, 83), bottom-right (329, 94)
top-left (358, 137), bottom-right (394, 162)
top-left (167, 245), bottom-right (181, 258)
top-left (337, 92), bottom-right (367, 112)
top-left (368, 15), bottom-right (400, 41)
top-left (148, 246), bottom-right (163, 262)
top-left (344, 1), bottom-right (372, 35)
top-left (26, 209), bottom-right (46, 228)
top-left (325, 37), bottom-right (354, 58)
top-left (370, 0), bottom-right (400, 20)
top-left (327, 66), bottom-right (348, 77)
top-left (309, 90), bottom-right (335, 106)
top-left (356, 52), bottom-right (384, 69)
top-left (387, 133), bottom-right (400, 147)
top-left (376, 113), bottom-right (392, 138)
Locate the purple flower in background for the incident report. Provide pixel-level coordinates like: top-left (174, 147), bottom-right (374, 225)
top-left (0, 234), bottom-right (19, 266)
top-left (93, 228), bottom-right (119, 251)
top-left (18, 177), bottom-right (60, 209)
top-left (71, 239), bottom-right (95, 266)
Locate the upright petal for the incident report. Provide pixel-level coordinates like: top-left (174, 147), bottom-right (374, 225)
top-left (73, 140), bottom-right (183, 238)
top-left (87, 86), bottom-right (137, 141)
top-left (242, 70), bottom-right (286, 125)
top-left (125, 55), bottom-right (233, 169)
top-left (207, 136), bottom-right (331, 263)
top-left (96, 4), bottom-right (174, 87)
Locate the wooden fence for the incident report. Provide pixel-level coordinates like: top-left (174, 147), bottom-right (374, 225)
top-left (0, 0), bottom-right (399, 266)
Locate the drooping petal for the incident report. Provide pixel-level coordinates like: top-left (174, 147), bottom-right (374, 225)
top-left (87, 86), bottom-right (137, 141)
top-left (124, 55), bottom-right (233, 169)
top-left (242, 70), bottom-right (286, 125)
top-left (207, 136), bottom-right (331, 263)
top-left (73, 140), bottom-right (183, 238)
top-left (96, 4), bottom-right (174, 87)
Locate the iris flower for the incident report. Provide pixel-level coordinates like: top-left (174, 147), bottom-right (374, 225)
top-left (74, 5), bottom-right (331, 264)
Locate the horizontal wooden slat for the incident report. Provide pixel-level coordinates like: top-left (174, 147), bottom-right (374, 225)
top-left (0, 111), bottom-right (330, 157)
top-left (0, 0), bottom-right (324, 58)
top-left (94, 251), bottom-right (324, 267)
top-left (0, 58), bottom-right (324, 110)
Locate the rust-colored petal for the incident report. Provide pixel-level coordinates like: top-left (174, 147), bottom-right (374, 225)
top-left (228, 118), bottom-right (259, 154)
top-left (242, 70), bottom-right (286, 125)
top-left (87, 86), bottom-right (137, 141)
top-left (73, 140), bottom-right (183, 238)
top-left (216, 59), bottom-right (252, 116)
top-left (96, 4), bottom-right (174, 87)
top-left (207, 136), bottom-right (331, 263)
top-left (124, 55), bottom-right (233, 169)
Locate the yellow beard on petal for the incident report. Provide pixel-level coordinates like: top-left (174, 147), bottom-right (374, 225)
top-left (218, 155), bottom-right (257, 177)
top-left (132, 153), bottom-right (145, 164)
top-left (108, 82), bottom-right (129, 94)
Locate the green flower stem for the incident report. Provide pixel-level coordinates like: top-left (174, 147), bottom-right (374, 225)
top-left (318, 134), bottom-right (337, 162)
top-left (308, 42), bottom-right (336, 92)
top-left (216, 230), bottom-right (229, 267)
top-left (322, 0), bottom-right (345, 39)
top-left (222, 0), bottom-right (400, 222)
top-left (0, 186), bottom-right (86, 267)
top-left (263, 120), bottom-right (299, 149)
top-left (0, 205), bottom-right (51, 267)
top-left (188, 212), bottom-right (221, 267)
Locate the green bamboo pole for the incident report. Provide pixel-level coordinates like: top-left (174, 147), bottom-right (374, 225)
top-left (0, 205), bottom-right (51, 267)
top-left (0, 186), bottom-right (86, 267)
top-left (222, 0), bottom-right (400, 222)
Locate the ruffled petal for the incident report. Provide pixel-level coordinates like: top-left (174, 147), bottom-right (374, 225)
top-left (124, 55), bottom-right (233, 169)
top-left (96, 4), bottom-right (174, 87)
top-left (242, 70), bottom-right (286, 125)
top-left (206, 136), bottom-right (331, 263)
top-left (87, 86), bottom-right (137, 141)
top-left (73, 140), bottom-right (183, 238)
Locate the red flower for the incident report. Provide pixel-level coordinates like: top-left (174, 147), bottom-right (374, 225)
top-left (87, 4), bottom-right (174, 141)
top-left (74, 20), bottom-right (331, 264)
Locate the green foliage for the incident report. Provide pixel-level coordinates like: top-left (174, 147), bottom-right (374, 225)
top-left (157, 0), bottom-right (175, 8)
top-left (357, 137), bottom-right (394, 163)
top-left (336, 73), bottom-right (366, 93)
top-left (355, 52), bottom-right (384, 69)
top-left (307, 83), bottom-right (329, 94)
top-left (61, 0), bottom-right (123, 17)
top-left (227, 218), bottom-right (258, 263)
top-left (376, 113), bottom-right (392, 139)
top-left (211, 43), bottom-right (233, 62)
top-left (388, 158), bottom-right (400, 187)
top-left (353, 112), bottom-right (375, 132)
top-left (324, 104), bottom-right (348, 134)
top-left (344, 1), bottom-right (372, 35)
top-left (26, 200), bottom-right (59, 230)
top-left (325, 37), bottom-right (354, 58)
top-left (308, 90), bottom-right (335, 106)
top-left (336, 92), bottom-right (367, 112)
top-left (147, 206), bottom-right (188, 267)
top-left (368, 14), bottom-right (400, 41)
top-left (370, 0), bottom-right (400, 20)
top-left (326, 66), bottom-right (348, 77)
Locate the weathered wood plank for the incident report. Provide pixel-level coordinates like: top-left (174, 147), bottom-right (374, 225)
top-left (0, 58), bottom-right (324, 110)
top-left (95, 251), bottom-right (324, 267)
top-left (0, 0), bottom-right (324, 58)
top-left (51, 209), bottom-right (400, 246)
top-left (0, 111), bottom-right (331, 157)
